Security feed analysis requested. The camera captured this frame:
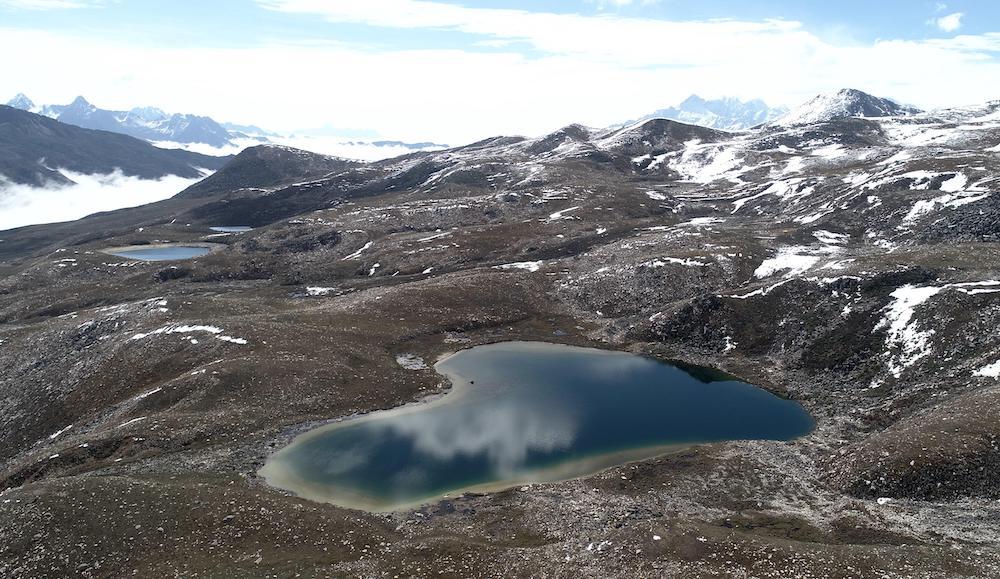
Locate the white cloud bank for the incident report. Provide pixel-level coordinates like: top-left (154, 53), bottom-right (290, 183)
top-left (4, 1), bottom-right (1000, 143)
top-left (0, 0), bottom-right (104, 9)
top-left (587, 0), bottom-right (661, 9)
top-left (0, 170), bottom-right (205, 231)
top-left (934, 12), bottom-right (964, 32)
top-left (152, 136), bottom-right (444, 162)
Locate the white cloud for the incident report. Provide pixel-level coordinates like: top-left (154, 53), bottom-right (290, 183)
top-left (0, 170), bottom-right (204, 231)
top-left (153, 136), bottom-right (444, 161)
top-left (589, 0), bottom-right (661, 8)
top-left (3, 3), bottom-right (1000, 144)
top-left (934, 12), bottom-right (963, 32)
top-left (255, 0), bottom-right (808, 67)
top-left (0, 0), bottom-right (104, 9)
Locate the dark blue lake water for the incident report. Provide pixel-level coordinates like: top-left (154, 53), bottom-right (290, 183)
top-left (107, 246), bottom-right (212, 261)
top-left (260, 341), bottom-right (813, 511)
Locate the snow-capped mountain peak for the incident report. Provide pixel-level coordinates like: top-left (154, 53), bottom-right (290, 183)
top-left (127, 106), bottom-right (168, 122)
top-left (625, 95), bottom-right (788, 131)
top-left (5, 93), bottom-right (37, 112)
top-left (4, 93), bottom-right (445, 157)
top-left (66, 95), bottom-right (95, 110)
top-left (773, 88), bottom-right (921, 127)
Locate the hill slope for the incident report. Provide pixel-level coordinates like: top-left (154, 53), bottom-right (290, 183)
top-left (3, 90), bottom-right (1000, 577)
top-left (177, 145), bottom-right (360, 199)
top-left (0, 105), bottom-right (229, 186)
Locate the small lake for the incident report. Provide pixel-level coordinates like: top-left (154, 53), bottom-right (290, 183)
top-left (260, 341), bottom-right (814, 511)
top-left (209, 226), bottom-right (253, 233)
top-left (105, 245), bottom-right (213, 261)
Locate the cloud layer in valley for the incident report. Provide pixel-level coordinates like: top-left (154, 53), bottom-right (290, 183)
top-left (0, 170), bottom-right (205, 231)
top-left (152, 136), bottom-right (444, 162)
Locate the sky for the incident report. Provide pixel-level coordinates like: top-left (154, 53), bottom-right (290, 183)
top-left (2, 0), bottom-right (1000, 144)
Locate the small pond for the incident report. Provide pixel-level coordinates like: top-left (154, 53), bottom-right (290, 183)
top-left (260, 341), bottom-right (814, 511)
top-left (209, 226), bottom-right (253, 233)
top-left (104, 244), bottom-right (214, 261)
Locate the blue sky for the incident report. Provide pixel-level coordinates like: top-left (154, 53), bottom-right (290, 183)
top-left (2, 0), bottom-right (999, 142)
top-left (4, 1), bottom-right (992, 48)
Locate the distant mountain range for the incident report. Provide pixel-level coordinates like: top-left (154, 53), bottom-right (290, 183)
top-left (626, 95), bottom-right (789, 131)
top-left (5, 94), bottom-right (448, 156)
top-left (7, 94), bottom-right (234, 147)
top-left (622, 90), bottom-right (922, 132)
top-left (0, 105), bottom-right (229, 186)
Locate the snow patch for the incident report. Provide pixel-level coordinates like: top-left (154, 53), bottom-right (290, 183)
top-left (48, 424), bottom-right (73, 440)
top-left (641, 257), bottom-right (709, 268)
top-left (548, 206), bottom-right (581, 221)
top-left (754, 246), bottom-right (826, 279)
top-left (725, 279), bottom-right (792, 299)
top-left (130, 324), bottom-right (249, 346)
top-left (902, 191), bottom-right (990, 224)
top-left (417, 231), bottom-right (451, 243)
top-left (667, 142), bottom-right (744, 183)
top-left (876, 285), bottom-right (944, 378)
top-left (342, 241), bottom-right (373, 260)
top-left (396, 354), bottom-right (428, 371)
top-left (677, 217), bottom-right (723, 227)
top-left (495, 261), bottom-right (544, 272)
top-left (813, 230), bottom-right (849, 245)
top-left (119, 416), bottom-right (147, 428)
top-left (974, 361), bottom-right (1000, 378)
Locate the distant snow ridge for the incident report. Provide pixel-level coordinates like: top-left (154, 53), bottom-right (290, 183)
top-left (630, 95), bottom-right (787, 131)
top-left (6, 95), bottom-right (234, 147)
top-left (773, 89), bottom-right (921, 127)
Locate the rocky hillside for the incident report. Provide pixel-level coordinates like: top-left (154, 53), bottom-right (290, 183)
top-left (1, 89), bottom-right (1000, 577)
top-left (176, 145), bottom-right (360, 200)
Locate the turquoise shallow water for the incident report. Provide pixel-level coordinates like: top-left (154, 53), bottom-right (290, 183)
top-left (108, 246), bottom-right (211, 261)
top-left (260, 341), bottom-right (814, 511)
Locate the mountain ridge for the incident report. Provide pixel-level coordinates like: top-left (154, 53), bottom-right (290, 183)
top-left (6, 94), bottom-right (452, 157)
top-left (623, 95), bottom-right (788, 131)
top-left (0, 105), bottom-right (229, 186)
top-left (6, 95), bottom-right (237, 147)
top-left (772, 88), bottom-right (922, 127)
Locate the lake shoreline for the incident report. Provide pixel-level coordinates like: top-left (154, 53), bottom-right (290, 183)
top-left (259, 341), bottom-right (814, 513)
